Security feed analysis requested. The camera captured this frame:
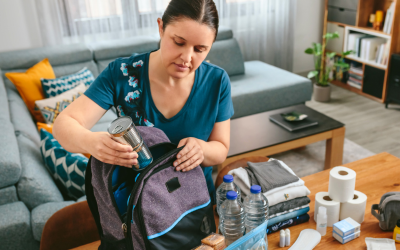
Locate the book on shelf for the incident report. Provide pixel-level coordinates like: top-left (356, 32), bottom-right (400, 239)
top-left (348, 33), bottom-right (367, 52)
top-left (347, 80), bottom-right (362, 89)
top-left (381, 42), bottom-right (391, 66)
top-left (383, 2), bottom-right (395, 34)
top-left (349, 62), bottom-right (363, 75)
top-left (355, 35), bottom-right (374, 57)
top-left (361, 37), bottom-right (386, 61)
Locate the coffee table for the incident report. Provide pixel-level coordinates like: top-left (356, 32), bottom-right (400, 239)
top-left (218, 104), bottom-right (345, 171)
top-left (267, 152), bottom-right (400, 249)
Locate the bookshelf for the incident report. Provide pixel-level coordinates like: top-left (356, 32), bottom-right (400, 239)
top-left (323, 0), bottom-right (400, 103)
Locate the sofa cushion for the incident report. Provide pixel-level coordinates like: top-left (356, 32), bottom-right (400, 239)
top-left (0, 186), bottom-right (19, 206)
top-left (5, 58), bottom-right (56, 123)
top-left (52, 60), bottom-right (100, 79)
top-left (91, 109), bottom-right (118, 132)
top-left (36, 83), bottom-right (86, 124)
top-left (7, 87), bottom-right (41, 146)
top-left (40, 129), bottom-right (88, 200)
top-left (216, 27), bottom-right (233, 41)
top-left (0, 120), bottom-right (22, 188)
top-left (90, 36), bottom-right (159, 61)
top-left (0, 202), bottom-right (39, 250)
top-left (0, 70), bottom-right (10, 121)
top-left (41, 67), bottom-right (94, 98)
top-left (0, 43), bottom-right (93, 70)
top-left (206, 38), bottom-right (245, 77)
top-left (17, 134), bottom-right (64, 210)
top-left (96, 59), bottom-right (114, 74)
top-left (230, 61), bottom-right (312, 119)
top-left (31, 201), bottom-right (75, 241)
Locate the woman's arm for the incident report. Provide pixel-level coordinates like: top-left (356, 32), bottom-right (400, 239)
top-left (53, 95), bottom-right (138, 168)
top-left (174, 119), bottom-right (230, 171)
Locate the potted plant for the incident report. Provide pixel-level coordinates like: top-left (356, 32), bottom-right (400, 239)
top-left (305, 32), bottom-right (353, 102)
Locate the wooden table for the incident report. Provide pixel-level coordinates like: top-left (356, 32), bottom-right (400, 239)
top-left (219, 104), bottom-right (345, 171)
top-left (266, 152), bottom-right (400, 249)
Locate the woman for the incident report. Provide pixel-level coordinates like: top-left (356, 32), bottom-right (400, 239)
top-left (53, 0), bottom-right (234, 202)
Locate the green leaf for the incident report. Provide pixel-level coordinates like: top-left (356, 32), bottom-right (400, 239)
top-left (324, 31), bottom-right (340, 40)
top-left (307, 71), bottom-right (319, 79)
top-left (305, 48), bottom-right (314, 54)
top-left (327, 52), bottom-right (336, 58)
top-left (342, 50), bottom-right (354, 56)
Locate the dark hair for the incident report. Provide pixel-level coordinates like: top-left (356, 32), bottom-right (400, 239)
top-left (162, 0), bottom-right (219, 41)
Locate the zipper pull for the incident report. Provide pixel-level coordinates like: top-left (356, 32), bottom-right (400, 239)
top-left (122, 223), bottom-right (128, 238)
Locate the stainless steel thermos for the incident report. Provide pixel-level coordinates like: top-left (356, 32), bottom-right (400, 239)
top-left (108, 117), bottom-right (153, 170)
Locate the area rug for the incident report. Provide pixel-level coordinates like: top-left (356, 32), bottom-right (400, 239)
top-left (212, 138), bottom-right (375, 182)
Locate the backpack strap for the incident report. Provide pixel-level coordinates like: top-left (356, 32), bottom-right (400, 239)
top-left (85, 156), bottom-right (105, 239)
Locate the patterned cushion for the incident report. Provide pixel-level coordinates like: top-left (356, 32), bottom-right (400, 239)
top-left (39, 129), bottom-right (87, 200)
top-left (41, 67), bottom-right (94, 98)
top-left (35, 83), bottom-right (86, 124)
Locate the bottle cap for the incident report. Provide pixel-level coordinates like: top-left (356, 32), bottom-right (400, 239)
top-left (397, 219), bottom-right (400, 227)
top-left (226, 190), bottom-right (237, 200)
top-left (250, 185), bottom-right (262, 194)
top-left (223, 175), bottom-right (234, 183)
top-left (318, 206), bottom-right (327, 215)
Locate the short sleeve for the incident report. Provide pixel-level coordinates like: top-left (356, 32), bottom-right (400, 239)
top-left (84, 62), bottom-right (115, 110)
top-left (216, 72), bottom-right (234, 122)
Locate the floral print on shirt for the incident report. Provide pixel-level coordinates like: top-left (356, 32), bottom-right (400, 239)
top-left (118, 60), bottom-right (154, 127)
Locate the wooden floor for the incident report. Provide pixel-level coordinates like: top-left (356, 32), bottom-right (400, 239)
top-left (306, 84), bottom-right (400, 158)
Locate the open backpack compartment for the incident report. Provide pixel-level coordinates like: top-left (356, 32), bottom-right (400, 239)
top-left (85, 126), bottom-right (216, 250)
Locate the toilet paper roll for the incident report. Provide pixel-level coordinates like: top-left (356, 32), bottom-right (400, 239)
top-left (314, 192), bottom-right (340, 227)
top-left (328, 166), bottom-right (356, 202)
top-left (340, 190), bottom-right (367, 223)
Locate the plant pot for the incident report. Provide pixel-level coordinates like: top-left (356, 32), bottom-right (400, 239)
top-left (313, 84), bottom-right (331, 102)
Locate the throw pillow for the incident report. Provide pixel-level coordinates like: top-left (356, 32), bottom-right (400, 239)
top-left (37, 122), bottom-right (53, 134)
top-left (36, 122), bottom-right (91, 159)
top-left (41, 67), bottom-right (94, 98)
top-left (5, 58), bottom-right (55, 122)
top-left (35, 83), bottom-right (86, 124)
top-left (39, 129), bottom-right (87, 200)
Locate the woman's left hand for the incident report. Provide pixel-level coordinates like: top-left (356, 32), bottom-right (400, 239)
top-left (174, 137), bottom-right (205, 172)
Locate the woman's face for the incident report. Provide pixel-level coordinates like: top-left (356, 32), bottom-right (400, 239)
top-left (158, 18), bottom-right (215, 79)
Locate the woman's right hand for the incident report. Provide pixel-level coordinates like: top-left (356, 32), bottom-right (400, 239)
top-left (86, 132), bottom-right (138, 168)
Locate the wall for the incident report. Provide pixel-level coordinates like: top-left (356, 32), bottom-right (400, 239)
top-left (292, 0), bottom-right (325, 73)
top-left (0, 0), bottom-right (43, 53)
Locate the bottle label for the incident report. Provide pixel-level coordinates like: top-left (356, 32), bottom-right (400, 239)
top-left (396, 233), bottom-right (400, 241)
top-left (320, 223), bottom-right (327, 228)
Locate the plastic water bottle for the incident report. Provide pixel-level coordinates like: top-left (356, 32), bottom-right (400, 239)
top-left (220, 191), bottom-right (245, 246)
top-left (216, 175), bottom-right (241, 216)
top-left (243, 185), bottom-right (269, 233)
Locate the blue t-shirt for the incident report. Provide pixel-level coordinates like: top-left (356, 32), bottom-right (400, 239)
top-left (85, 52), bottom-right (234, 145)
top-left (85, 52), bottom-right (234, 202)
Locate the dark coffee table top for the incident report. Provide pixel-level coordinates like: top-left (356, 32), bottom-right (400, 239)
top-left (228, 104), bottom-right (345, 157)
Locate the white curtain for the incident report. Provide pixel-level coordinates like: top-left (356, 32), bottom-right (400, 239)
top-left (36, 0), bottom-right (295, 70)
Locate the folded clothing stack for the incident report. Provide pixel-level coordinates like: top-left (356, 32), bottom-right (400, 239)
top-left (228, 159), bottom-right (311, 234)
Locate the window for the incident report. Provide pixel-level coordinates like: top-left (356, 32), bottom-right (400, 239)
top-left (58, 0), bottom-right (170, 37)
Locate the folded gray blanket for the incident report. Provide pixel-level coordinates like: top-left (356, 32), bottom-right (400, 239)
top-left (269, 196), bottom-right (310, 215)
top-left (245, 160), bottom-right (299, 192)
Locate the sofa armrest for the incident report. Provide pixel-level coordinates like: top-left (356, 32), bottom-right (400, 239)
top-left (39, 201), bottom-right (100, 250)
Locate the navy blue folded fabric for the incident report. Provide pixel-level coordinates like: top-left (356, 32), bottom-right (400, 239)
top-left (267, 213), bottom-right (310, 234)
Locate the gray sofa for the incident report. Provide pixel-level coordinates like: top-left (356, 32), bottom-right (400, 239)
top-left (0, 27), bottom-right (311, 249)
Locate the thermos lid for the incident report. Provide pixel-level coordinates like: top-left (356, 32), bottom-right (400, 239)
top-left (108, 116), bottom-right (133, 136)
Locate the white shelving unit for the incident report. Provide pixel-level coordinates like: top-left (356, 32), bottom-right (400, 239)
top-left (343, 26), bottom-right (391, 70)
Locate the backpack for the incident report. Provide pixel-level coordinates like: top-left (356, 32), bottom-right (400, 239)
top-left (85, 126), bottom-right (216, 250)
top-left (372, 191), bottom-right (400, 231)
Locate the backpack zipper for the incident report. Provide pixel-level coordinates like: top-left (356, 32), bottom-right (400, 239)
top-left (126, 146), bottom-right (182, 250)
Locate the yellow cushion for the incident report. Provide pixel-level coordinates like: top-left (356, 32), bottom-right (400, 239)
top-left (5, 58), bottom-right (55, 122)
top-left (37, 122), bottom-right (53, 134)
